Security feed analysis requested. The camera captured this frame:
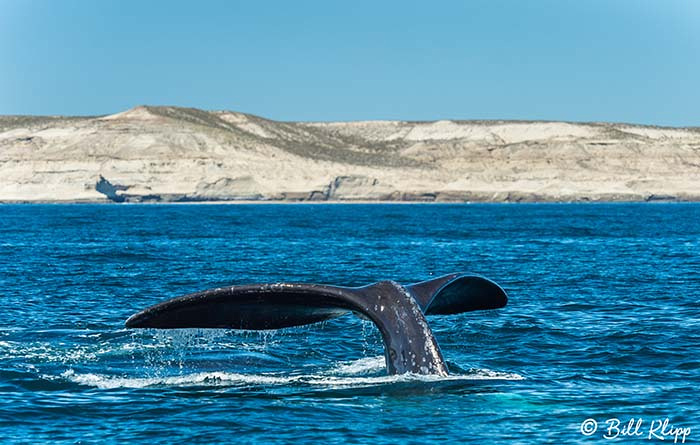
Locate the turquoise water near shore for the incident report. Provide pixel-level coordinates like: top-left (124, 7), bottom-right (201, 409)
top-left (1, 203), bottom-right (698, 443)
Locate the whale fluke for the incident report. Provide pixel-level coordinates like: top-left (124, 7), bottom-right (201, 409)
top-left (125, 273), bottom-right (507, 375)
top-left (407, 273), bottom-right (508, 315)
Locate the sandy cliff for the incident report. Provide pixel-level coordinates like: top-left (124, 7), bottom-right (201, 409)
top-left (1, 106), bottom-right (699, 202)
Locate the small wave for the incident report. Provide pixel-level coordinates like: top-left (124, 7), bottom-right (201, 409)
top-left (465, 368), bottom-right (525, 380)
top-left (303, 370), bottom-right (524, 388)
top-left (1, 343), bottom-right (101, 363)
top-left (327, 356), bottom-right (385, 375)
top-left (60, 369), bottom-right (297, 389)
top-left (60, 367), bottom-right (524, 390)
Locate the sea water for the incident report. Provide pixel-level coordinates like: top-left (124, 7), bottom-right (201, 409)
top-left (0, 203), bottom-right (698, 443)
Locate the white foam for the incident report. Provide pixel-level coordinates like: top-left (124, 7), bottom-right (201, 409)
top-left (60, 367), bottom-right (523, 390)
top-left (61, 369), bottom-right (297, 389)
top-left (1, 343), bottom-right (98, 362)
top-left (465, 368), bottom-right (525, 380)
top-left (328, 356), bottom-right (386, 375)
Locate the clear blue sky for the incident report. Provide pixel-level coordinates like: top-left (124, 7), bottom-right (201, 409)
top-left (1, 0), bottom-right (698, 125)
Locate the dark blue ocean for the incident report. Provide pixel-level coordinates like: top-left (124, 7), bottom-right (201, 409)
top-left (1, 204), bottom-right (698, 444)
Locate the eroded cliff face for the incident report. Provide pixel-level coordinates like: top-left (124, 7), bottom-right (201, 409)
top-left (1, 106), bottom-right (699, 202)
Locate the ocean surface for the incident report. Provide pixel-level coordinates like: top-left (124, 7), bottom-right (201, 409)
top-left (1, 203), bottom-right (698, 444)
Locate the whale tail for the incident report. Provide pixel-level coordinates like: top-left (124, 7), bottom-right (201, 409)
top-left (125, 273), bottom-right (507, 376)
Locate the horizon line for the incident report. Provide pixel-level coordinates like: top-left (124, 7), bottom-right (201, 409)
top-left (1, 104), bottom-right (698, 130)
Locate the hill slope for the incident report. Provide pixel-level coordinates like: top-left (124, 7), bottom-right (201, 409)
top-left (1, 106), bottom-right (699, 202)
